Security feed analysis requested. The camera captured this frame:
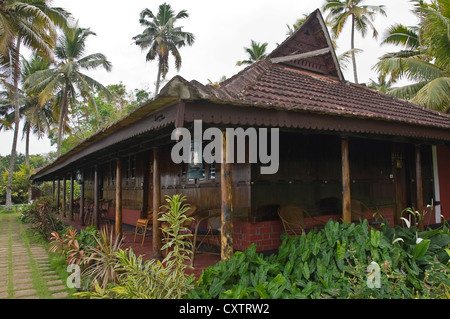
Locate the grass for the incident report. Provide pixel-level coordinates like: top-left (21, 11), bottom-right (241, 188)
top-left (0, 210), bottom-right (78, 299)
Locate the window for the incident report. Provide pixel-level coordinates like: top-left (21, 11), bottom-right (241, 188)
top-left (126, 155), bottom-right (136, 185)
top-left (108, 161), bottom-right (116, 186)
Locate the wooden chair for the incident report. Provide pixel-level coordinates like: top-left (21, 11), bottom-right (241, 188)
top-left (351, 199), bottom-right (383, 226)
top-left (191, 208), bottom-right (221, 266)
top-left (134, 217), bottom-right (152, 246)
top-left (351, 199), bottom-right (372, 222)
top-left (278, 205), bottom-right (324, 235)
top-left (99, 199), bottom-right (112, 225)
top-left (278, 205), bottom-right (307, 235)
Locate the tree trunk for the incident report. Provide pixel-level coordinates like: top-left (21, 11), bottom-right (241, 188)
top-left (6, 39), bottom-right (21, 211)
top-left (351, 14), bottom-right (359, 84)
top-left (154, 58), bottom-right (162, 98)
top-left (25, 124), bottom-right (32, 203)
top-left (57, 81), bottom-right (69, 157)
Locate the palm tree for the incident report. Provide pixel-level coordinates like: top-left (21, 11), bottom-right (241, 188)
top-left (24, 22), bottom-right (112, 157)
top-left (322, 0), bottom-right (386, 83)
top-left (0, 0), bottom-right (69, 210)
top-left (236, 40), bottom-right (268, 66)
top-left (21, 54), bottom-right (55, 165)
top-left (133, 3), bottom-right (195, 97)
top-left (286, 15), bottom-right (309, 36)
top-left (373, 0), bottom-right (449, 112)
top-left (367, 74), bottom-right (392, 93)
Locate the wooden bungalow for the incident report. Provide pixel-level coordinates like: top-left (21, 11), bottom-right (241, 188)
top-left (31, 9), bottom-right (450, 261)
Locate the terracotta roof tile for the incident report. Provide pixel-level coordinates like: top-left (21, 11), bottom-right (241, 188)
top-left (216, 60), bottom-right (450, 130)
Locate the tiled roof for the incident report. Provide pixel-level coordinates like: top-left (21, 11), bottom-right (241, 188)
top-left (214, 59), bottom-right (450, 130)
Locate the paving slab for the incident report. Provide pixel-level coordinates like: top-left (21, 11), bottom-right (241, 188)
top-left (0, 214), bottom-right (71, 299)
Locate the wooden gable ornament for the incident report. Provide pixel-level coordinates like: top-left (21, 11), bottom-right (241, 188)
top-left (268, 9), bottom-right (344, 81)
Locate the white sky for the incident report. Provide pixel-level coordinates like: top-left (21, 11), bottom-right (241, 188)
top-left (0, 0), bottom-right (419, 156)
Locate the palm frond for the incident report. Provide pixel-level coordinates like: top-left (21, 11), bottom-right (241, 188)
top-left (410, 77), bottom-right (450, 112)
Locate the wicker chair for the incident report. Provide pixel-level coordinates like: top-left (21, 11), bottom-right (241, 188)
top-left (278, 205), bottom-right (308, 235)
top-left (191, 209), bottom-right (221, 266)
top-left (351, 199), bottom-right (372, 222)
top-left (278, 205), bottom-right (325, 235)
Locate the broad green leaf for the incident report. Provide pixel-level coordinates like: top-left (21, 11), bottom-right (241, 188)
top-left (413, 239), bottom-right (431, 258)
top-left (336, 240), bottom-right (346, 260)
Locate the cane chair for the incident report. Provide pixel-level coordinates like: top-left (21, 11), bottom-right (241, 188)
top-left (351, 199), bottom-right (372, 222)
top-left (278, 205), bottom-right (308, 235)
top-left (191, 209), bottom-right (221, 266)
top-left (278, 205), bottom-right (325, 235)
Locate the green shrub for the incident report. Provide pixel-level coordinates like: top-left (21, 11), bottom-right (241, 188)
top-left (21, 197), bottom-right (64, 239)
top-left (188, 219), bottom-right (450, 299)
top-left (76, 195), bottom-right (195, 299)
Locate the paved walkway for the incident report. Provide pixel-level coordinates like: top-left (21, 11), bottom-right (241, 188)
top-left (0, 213), bottom-right (70, 299)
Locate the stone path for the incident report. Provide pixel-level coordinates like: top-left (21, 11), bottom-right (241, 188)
top-left (0, 213), bottom-right (70, 299)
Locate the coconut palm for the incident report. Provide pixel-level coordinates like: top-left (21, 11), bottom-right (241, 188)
top-left (21, 54), bottom-right (55, 166)
top-left (24, 22), bottom-right (112, 157)
top-left (132, 3), bottom-right (195, 97)
top-left (322, 0), bottom-right (386, 84)
top-left (0, 0), bottom-right (69, 210)
top-left (236, 40), bottom-right (268, 66)
top-left (373, 0), bottom-right (449, 112)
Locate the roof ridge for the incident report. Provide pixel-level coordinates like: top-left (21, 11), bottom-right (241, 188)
top-left (216, 58), bottom-right (272, 100)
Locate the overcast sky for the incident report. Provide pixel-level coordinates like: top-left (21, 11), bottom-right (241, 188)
top-left (0, 0), bottom-right (419, 156)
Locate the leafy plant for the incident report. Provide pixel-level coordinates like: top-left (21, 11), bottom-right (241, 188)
top-left (77, 194), bottom-right (196, 299)
top-left (159, 195), bottom-right (194, 272)
top-left (188, 219), bottom-right (450, 299)
top-left (22, 197), bottom-right (64, 239)
top-left (81, 226), bottom-right (123, 289)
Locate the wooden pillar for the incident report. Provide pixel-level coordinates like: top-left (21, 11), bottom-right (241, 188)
top-left (415, 145), bottom-right (424, 230)
top-left (341, 137), bottom-right (352, 223)
top-left (152, 149), bottom-right (163, 259)
top-left (431, 145), bottom-right (442, 224)
top-left (115, 158), bottom-right (123, 238)
top-left (221, 131), bottom-right (233, 260)
top-left (56, 177), bottom-right (60, 214)
top-left (94, 165), bottom-right (99, 228)
top-left (70, 173), bottom-right (74, 221)
top-left (62, 175), bottom-right (66, 217)
top-left (52, 179), bottom-right (55, 200)
top-left (80, 170), bottom-right (85, 226)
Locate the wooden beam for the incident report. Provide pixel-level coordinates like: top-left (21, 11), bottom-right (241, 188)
top-left (341, 138), bottom-right (352, 223)
top-left (152, 148), bottom-right (163, 259)
top-left (221, 131), bottom-right (233, 260)
top-left (415, 145), bottom-right (424, 230)
top-left (431, 145), bottom-right (442, 224)
top-left (94, 165), bottom-right (99, 228)
top-left (70, 173), bottom-right (74, 221)
top-left (80, 170), bottom-right (85, 226)
top-left (115, 158), bottom-right (123, 239)
top-left (270, 47), bottom-right (330, 64)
